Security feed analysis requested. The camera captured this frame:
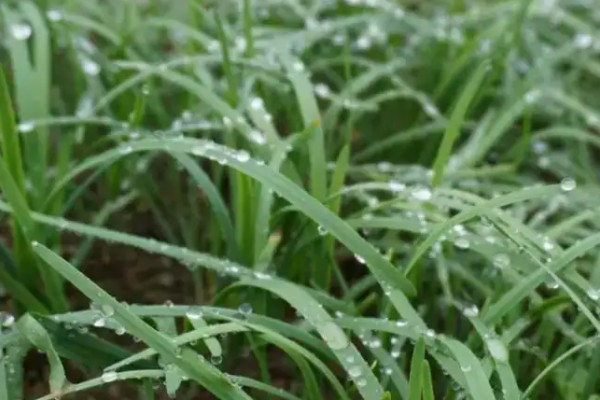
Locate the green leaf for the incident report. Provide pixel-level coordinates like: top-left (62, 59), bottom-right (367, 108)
top-left (16, 315), bottom-right (66, 393)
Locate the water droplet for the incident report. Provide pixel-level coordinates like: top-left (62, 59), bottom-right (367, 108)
top-left (486, 337), bottom-right (508, 362)
top-left (115, 325), bottom-right (126, 336)
top-left (118, 145), bottom-right (133, 155)
top-left (292, 60), bottom-right (305, 72)
top-left (249, 130), bottom-right (267, 145)
top-left (412, 186), bottom-right (432, 201)
top-left (317, 225), bottom-right (327, 236)
top-left (524, 90), bottom-right (540, 104)
top-left (587, 288), bottom-right (600, 301)
top-left (391, 348), bottom-right (401, 358)
top-left (354, 254), bottom-right (366, 264)
top-left (395, 320), bottom-right (407, 327)
top-left (348, 365), bottom-right (362, 378)
top-left (93, 317), bottom-right (106, 328)
top-left (369, 337), bottom-right (382, 348)
top-left (542, 239), bottom-right (555, 252)
top-left (532, 140), bottom-right (548, 154)
top-left (81, 58), bottom-right (101, 76)
top-left (321, 321), bottom-right (349, 350)
top-left (460, 364), bottom-right (472, 372)
top-left (47, 9), bottom-right (63, 21)
top-left (493, 253), bottom-right (510, 269)
top-left (192, 145), bottom-right (206, 156)
top-left (101, 371), bottom-right (118, 383)
top-left (314, 83), bottom-right (331, 98)
top-left (237, 303), bottom-right (253, 317)
top-left (0, 312), bottom-right (15, 328)
top-left (463, 305), bottom-right (479, 318)
top-left (10, 23), bottom-right (32, 40)
top-left (345, 355), bottom-right (355, 363)
top-left (18, 121), bottom-right (35, 133)
top-left (250, 97), bottom-right (264, 110)
top-left (164, 300), bottom-right (174, 308)
top-left (356, 35), bottom-right (372, 50)
top-left (210, 355), bottom-right (222, 365)
top-left (356, 378), bottom-right (367, 387)
top-left (425, 329), bottom-right (436, 338)
top-left (389, 180), bottom-right (405, 193)
top-left (454, 237), bottom-right (470, 249)
top-left (575, 33), bottom-right (593, 49)
top-left (185, 306), bottom-right (203, 320)
top-left (546, 280), bottom-right (559, 290)
top-left (235, 150), bottom-right (250, 162)
top-left (101, 304), bottom-right (114, 318)
top-left (254, 271), bottom-right (272, 280)
top-left (560, 177), bottom-right (576, 192)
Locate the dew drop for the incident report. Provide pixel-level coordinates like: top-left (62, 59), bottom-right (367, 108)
top-left (81, 58), bottom-right (101, 76)
top-left (292, 60), bottom-right (305, 72)
top-left (118, 145), bottom-right (133, 155)
top-left (388, 180), bottom-right (405, 193)
top-left (101, 371), bottom-right (118, 383)
top-left (412, 186), bottom-right (432, 201)
top-left (560, 177), bottom-right (576, 192)
top-left (357, 378), bottom-right (367, 387)
top-left (254, 271), bottom-right (272, 280)
top-left (100, 304), bottom-right (114, 318)
top-left (348, 365), bottom-right (362, 378)
top-left (354, 254), bottom-right (366, 264)
top-left (10, 23), bottom-right (32, 40)
top-left (587, 288), bottom-right (600, 301)
top-left (249, 130), bottom-right (267, 145)
top-left (493, 253), bottom-right (510, 269)
top-left (18, 122), bottom-right (35, 133)
top-left (317, 225), bottom-right (327, 236)
top-left (321, 321), bottom-right (349, 350)
top-left (235, 150), bottom-right (250, 162)
top-left (463, 304), bottom-right (479, 318)
top-left (486, 337), bottom-right (508, 362)
top-left (314, 83), bottom-right (331, 98)
top-left (237, 303), bottom-right (253, 317)
top-left (395, 319), bottom-right (407, 327)
top-left (526, 88), bottom-right (542, 104)
top-left (250, 97), bottom-right (264, 110)
top-left (575, 33), bottom-right (593, 49)
top-left (454, 237), bottom-right (470, 249)
top-left (93, 317), bottom-right (106, 328)
top-left (210, 355), bottom-right (222, 365)
top-left (460, 364), bottom-right (472, 372)
top-left (47, 9), bottom-right (63, 21)
top-left (0, 312), bottom-right (15, 328)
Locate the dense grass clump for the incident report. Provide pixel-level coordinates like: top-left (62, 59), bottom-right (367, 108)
top-left (1, 0), bottom-right (600, 399)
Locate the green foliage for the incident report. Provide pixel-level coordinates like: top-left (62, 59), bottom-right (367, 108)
top-left (0, 0), bottom-right (599, 399)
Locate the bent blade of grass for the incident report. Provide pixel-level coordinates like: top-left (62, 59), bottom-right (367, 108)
top-left (172, 153), bottom-right (238, 260)
top-left (47, 138), bottom-right (417, 296)
top-left (438, 337), bottom-right (495, 400)
top-left (16, 315), bottom-right (66, 392)
top-left (406, 184), bottom-right (561, 274)
top-left (239, 278), bottom-right (384, 400)
top-left (431, 61), bottom-right (489, 187)
top-left (106, 322), bottom-right (246, 371)
top-left (31, 244), bottom-right (253, 400)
